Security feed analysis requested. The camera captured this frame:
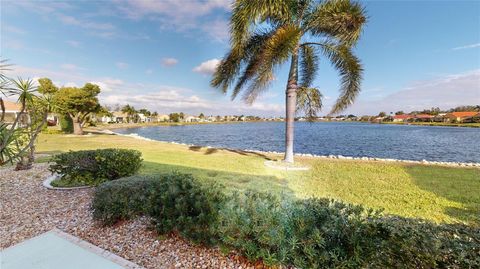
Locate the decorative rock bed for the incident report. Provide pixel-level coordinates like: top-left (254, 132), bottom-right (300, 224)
top-left (0, 164), bottom-right (255, 268)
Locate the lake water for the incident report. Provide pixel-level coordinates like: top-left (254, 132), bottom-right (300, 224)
top-left (114, 122), bottom-right (480, 163)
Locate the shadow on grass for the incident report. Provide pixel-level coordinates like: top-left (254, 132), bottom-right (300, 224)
top-left (140, 161), bottom-right (292, 197)
top-left (405, 165), bottom-right (480, 225)
top-left (188, 146), bottom-right (273, 160)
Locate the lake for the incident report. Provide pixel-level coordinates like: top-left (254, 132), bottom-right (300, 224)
top-left (114, 122), bottom-right (480, 163)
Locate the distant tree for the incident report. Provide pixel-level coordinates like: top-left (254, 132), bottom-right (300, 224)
top-left (152, 111), bottom-right (158, 117)
top-left (53, 83), bottom-right (101, 135)
top-left (121, 104), bottom-right (137, 123)
top-left (395, 111), bottom-right (404, 115)
top-left (138, 108), bottom-right (151, 116)
top-left (179, 112), bottom-right (185, 120)
top-left (199, 113), bottom-right (205, 119)
top-left (378, 112), bottom-right (387, 117)
top-left (169, 113), bottom-right (181, 123)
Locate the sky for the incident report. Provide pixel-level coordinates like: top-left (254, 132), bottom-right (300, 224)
top-left (1, 0), bottom-right (479, 116)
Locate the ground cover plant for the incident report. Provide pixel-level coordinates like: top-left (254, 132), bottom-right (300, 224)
top-left (92, 174), bottom-right (480, 268)
top-left (49, 148), bottom-right (142, 186)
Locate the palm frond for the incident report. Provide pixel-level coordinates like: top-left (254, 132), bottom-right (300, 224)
top-left (241, 25), bottom-right (302, 103)
top-left (299, 44), bottom-right (319, 87)
top-left (230, 0), bottom-right (291, 50)
top-left (306, 0), bottom-right (366, 46)
top-left (319, 42), bottom-right (362, 114)
top-left (296, 86), bottom-right (323, 121)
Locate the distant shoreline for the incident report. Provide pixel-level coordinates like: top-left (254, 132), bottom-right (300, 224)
top-left (93, 120), bottom-right (480, 130)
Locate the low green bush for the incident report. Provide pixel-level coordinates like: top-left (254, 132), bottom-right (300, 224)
top-left (92, 175), bottom-right (159, 225)
top-left (218, 191), bottom-right (289, 266)
top-left (286, 199), bottom-right (382, 268)
top-left (91, 173), bottom-right (479, 268)
top-left (92, 173), bottom-right (225, 244)
top-left (147, 173), bottom-right (225, 245)
top-left (49, 148), bottom-right (142, 186)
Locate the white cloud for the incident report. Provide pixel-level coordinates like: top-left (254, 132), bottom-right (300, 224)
top-left (66, 40), bottom-right (81, 48)
top-left (117, 0), bottom-right (231, 42)
top-left (4, 25), bottom-right (27, 34)
top-left (60, 64), bottom-right (83, 71)
top-left (344, 70), bottom-right (480, 115)
top-left (91, 78), bottom-right (124, 92)
top-left (161, 58), bottom-right (178, 67)
top-left (452, 43), bottom-right (480, 51)
top-left (58, 14), bottom-right (115, 31)
top-left (116, 62), bottom-right (129, 69)
top-left (193, 59), bottom-right (220, 75)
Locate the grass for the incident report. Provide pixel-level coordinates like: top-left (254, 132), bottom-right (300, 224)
top-left (36, 132), bottom-right (480, 225)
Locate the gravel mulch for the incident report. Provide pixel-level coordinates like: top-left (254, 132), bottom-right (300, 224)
top-left (0, 164), bottom-right (256, 269)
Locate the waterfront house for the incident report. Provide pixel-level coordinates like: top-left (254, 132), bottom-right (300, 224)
top-left (184, 115), bottom-right (200, 122)
top-left (101, 111), bottom-right (128, 123)
top-left (392, 114), bottom-right (413, 122)
top-left (445, 112), bottom-right (479, 123)
top-left (413, 114), bottom-right (434, 122)
top-left (155, 114), bottom-right (170, 122)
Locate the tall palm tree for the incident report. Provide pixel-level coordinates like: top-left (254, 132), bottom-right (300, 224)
top-left (212, 0), bottom-right (366, 163)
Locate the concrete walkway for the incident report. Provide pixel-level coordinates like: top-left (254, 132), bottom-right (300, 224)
top-left (0, 229), bottom-right (144, 269)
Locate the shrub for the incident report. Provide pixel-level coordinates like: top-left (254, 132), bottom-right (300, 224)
top-left (92, 173), bottom-right (225, 245)
top-left (218, 191), bottom-right (290, 266)
top-left (59, 114), bottom-right (73, 133)
top-left (148, 173), bottom-right (225, 245)
top-left (91, 174), bottom-right (479, 268)
top-left (49, 148), bottom-right (142, 186)
top-left (369, 217), bottom-right (480, 268)
top-left (92, 175), bottom-right (159, 225)
top-left (287, 199), bottom-right (382, 268)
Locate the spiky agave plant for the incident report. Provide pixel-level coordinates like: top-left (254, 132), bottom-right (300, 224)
top-left (212, 0), bottom-right (366, 163)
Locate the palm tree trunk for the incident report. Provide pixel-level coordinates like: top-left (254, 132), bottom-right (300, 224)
top-left (284, 51), bottom-right (299, 163)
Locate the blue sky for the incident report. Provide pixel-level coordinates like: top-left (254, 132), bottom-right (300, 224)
top-left (2, 0), bottom-right (479, 116)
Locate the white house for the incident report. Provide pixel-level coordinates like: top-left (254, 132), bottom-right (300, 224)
top-left (184, 115), bottom-right (200, 122)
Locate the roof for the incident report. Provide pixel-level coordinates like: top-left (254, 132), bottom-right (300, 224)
top-left (393, 114), bottom-right (413, 119)
top-left (3, 100), bottom-right (22, 112)
top-left (111, 111), bottom-right (127, 117)
top-left (448, 112), bottom-right (479, 118)
top-left (414, 114), bottom-right (434, 119)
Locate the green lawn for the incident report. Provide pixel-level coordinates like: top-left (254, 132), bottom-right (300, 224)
top-left (36, 132), bottom-right (480, 225)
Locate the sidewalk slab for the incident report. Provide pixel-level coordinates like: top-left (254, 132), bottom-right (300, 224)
top-left (0, 229), bottom-right (144, 269)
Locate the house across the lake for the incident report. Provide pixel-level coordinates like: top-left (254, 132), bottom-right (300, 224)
top-left (445, 112), bottom-right (480, 123)
top-left (101, 111), bottom-right (128, 123)
top-left (392, 114), bottom-right (413, 122)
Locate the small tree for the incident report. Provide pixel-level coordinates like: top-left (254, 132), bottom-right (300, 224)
top-left (53, 83), bottom-right (101, 135)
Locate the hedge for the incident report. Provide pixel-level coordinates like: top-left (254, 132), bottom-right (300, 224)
top-left (92, 174), bottom-right (480, 268)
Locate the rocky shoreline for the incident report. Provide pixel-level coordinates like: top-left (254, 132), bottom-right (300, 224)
top-left (106, 130), bottom-right (480, 168)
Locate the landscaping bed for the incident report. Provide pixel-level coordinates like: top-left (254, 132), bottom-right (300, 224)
top-left (0, 164), bottom-right (254, 268)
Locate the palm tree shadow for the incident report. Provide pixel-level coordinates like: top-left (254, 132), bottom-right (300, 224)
top-left (188, 146), bottom-right (273, 160)
top-left (141, 161), bottom-right (292, 197)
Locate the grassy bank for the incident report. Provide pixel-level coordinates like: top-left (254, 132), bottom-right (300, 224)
top-left (36, 133), bottom-right (479, 225)
top-left (380, 121), bottom-right (480, 128)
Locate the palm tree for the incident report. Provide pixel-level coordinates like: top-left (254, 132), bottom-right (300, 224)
top-left (212, 0), bottom-right (366, 163)
top-left (121, 104), bottom-right (137, 123)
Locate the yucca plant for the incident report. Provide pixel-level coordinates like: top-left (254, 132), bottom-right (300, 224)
top-left (212, 0), bottom-right (367, 163)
